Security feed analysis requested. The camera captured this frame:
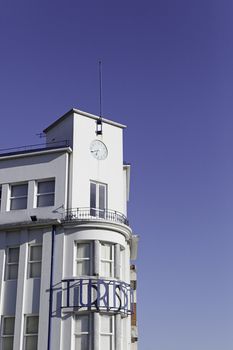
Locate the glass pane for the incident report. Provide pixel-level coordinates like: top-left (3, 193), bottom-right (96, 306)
top-left (77, 244), bottom-right (90, 259)
top-left (101, 261), bottom-right (111, 277)
top-left (11, 184), bottom-right (28, 197)
top-left (30, 263), bottom-right (41, 278)
top-left (101, 315), bottom-right (112, 333)
top-left (75, 335), bottom-right (89, 350)
top-left (30, 246), bottom-right (42, 261)
top-left (2, 337), bottom-right (14, 350)
top-left (76, 261), bottom-right (90, 276)
top-left (3, 317), bottom-right (15, 335)
top-left (75, 315), bottom-right (89, 333)
top-left (8, 264), bottom-right (18, 280)
top-left (38, 181), bottom-right (55, 194)
top-left (90, 183), bottom-right (96, 209)
top-left (26, 316), bottom-right (39, 334)
top-left (25, 336), bottom-right (38, 350)
top-left (8, 248), bottom-right (19, 263)
top-left (99, 184), bottom-right (106, 211)
top-left (37, 194), bottom-right (54, 207)
top-left (101, 244), bottom-right (112, 260)
top-left (100, 335), bottom-right (112, 350)
top-left (10, 197), bottom-right (27, 210)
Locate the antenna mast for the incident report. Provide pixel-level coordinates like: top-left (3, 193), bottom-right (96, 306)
top-left (96, 60), bottom-right (103, 135)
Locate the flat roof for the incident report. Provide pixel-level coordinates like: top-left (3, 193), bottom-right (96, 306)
top-left (43, 108), bottom-right (127, 133)
top-left (0, 146), bottom-right (72, 161)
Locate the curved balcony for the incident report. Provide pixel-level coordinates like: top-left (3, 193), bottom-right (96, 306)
top-left (61, 278), bottom-right (133, 315)
top-left (63, 207), bottom-right (129, 226)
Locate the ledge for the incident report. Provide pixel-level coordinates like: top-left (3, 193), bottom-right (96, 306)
top-left (0, 218), bottom-right (61, 231)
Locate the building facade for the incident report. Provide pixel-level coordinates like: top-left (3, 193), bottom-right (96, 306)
top-left (0, 109), bottom-right (138, 350)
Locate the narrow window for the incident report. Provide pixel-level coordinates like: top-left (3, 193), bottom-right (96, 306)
top-left (37, 180), bottom-right (55, 207)
top-left (28, 245), bottom-right (42, 278)
top-left (6, 247), bottom-right (19, 280)
top-left (10, 184), bottom-right (28, 210)
top-left (24, 315), bottom-right (39, 350)
top-left (100, 315), bottom-right (115, 350)
top-left (1, 316), bottom-right (15, 350)
top-left (100, 243), bottom-right (115, 278)
top-left (90, 182), bottom-right (107, 218)
top-left (76, 243), bottom-right (91, 276)
top-left (74, 315), bottom-right (90, 350)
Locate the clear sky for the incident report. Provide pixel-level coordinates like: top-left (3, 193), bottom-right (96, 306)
top-left (0, 0), bottom-right (233, 349)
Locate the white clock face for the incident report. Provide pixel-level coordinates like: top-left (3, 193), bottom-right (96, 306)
top-left (90, 140), bottom-right (108, 160)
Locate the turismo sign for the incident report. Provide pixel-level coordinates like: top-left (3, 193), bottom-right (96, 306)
top-left (61, 278), bottom-right (133, 315)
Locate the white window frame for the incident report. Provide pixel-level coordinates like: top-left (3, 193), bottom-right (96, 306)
top-left (100, 242), bottom-right (115, 278)
top-left (28, 244), bottom-right (42, 279)
top-left (90, 181), bottom-right (108, 218)
top-left (120, 247), bottom-right (125, 280)
top-left (100, 314), bottom-right (115, 350)
top-left (10, 183), bottom-right (28, 210)
top-left (0, 316), bottom-right (15, 350)
top-left (5, 246), bottom-right (20, 281)
top-left (23, 315), bottom-right (39, 350)
top-left (75, 242), bottom-right (92, 277)
top-left (36, 179), bottom-right (55, 208)
top-left (74, 314), bottom-right (92, 350)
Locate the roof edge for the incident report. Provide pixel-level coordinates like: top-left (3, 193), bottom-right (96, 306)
top-left (43, 108), bottom-right (127, 133)
top-left (0, 147), bottom-right (72, 161)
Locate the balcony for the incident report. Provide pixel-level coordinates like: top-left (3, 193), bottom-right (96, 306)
top-left (63, 208), bottom-right (129, 226)
top-left (61, 278), bottom-right (133, 315)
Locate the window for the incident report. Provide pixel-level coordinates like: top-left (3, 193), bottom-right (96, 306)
top-left (1, 316), bottom-right (15, 350)
top-left (10, 183), bottom-right (28, 210)
top-left (74, 241), bottom-right (118, 278)
top-left (100, 243), bottom-right (115, 278)
top-left (100, 315), bottom-right (115, 350)
top-left (24, 316), bottom-right (39, 350)
top-left (6, 247), bottom-right (19, 280)
top-left (37, 180), bottom-right (55, 207)
top-left (28, 245), bottom-right (42, 278)
top-left (90, 182), bottom-right (107, 218)
top-left (76, 243), bottom-right (91, 276)
top-left (74, 315), bottom-right (90, 350)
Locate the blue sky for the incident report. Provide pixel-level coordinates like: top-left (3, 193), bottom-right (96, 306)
top-left (1, 0), bottom-right (233, 348)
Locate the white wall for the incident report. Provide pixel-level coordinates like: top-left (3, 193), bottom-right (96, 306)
top-left (71, 112), bottom-right (125, 215)
top-left (0, 151), bottom-right (69, 224)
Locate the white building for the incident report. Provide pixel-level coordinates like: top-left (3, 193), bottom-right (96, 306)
top-left (0, 108), bottom-right (139, 350)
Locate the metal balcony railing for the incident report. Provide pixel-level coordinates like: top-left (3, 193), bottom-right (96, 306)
top-left (61, 278), bottom-right (133, 315)
top-left (0, 140), bottom-right (70, 156)
top-left (63, 207), bottom-right (129, 226)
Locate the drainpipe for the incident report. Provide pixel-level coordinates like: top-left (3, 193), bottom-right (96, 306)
top-left (47, 225), bottom-right (56, 350)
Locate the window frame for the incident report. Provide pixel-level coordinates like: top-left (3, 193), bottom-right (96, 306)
top-left (100, 314), bottom-right (115, 350)
top-left (74, 314), bottom-right (92, 350)
top-left (100, 242), bottom-right (115, 278)
top-left (5, 246), bottom-right (20, 281)
top-left (90, 181), bottom-right (108, 218)
top-left (75, 242), bottom-right (93, 277)
top-left (10, 183), bottom-right (28, 210)
top-left (28, 244), bottom-right (42, 279)
top-left (36, 179), bottom-right (55, 208)
top-left (23, 315), bottom-right (39, 350)
top-left (0, 316), bottom-right (15, 350)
